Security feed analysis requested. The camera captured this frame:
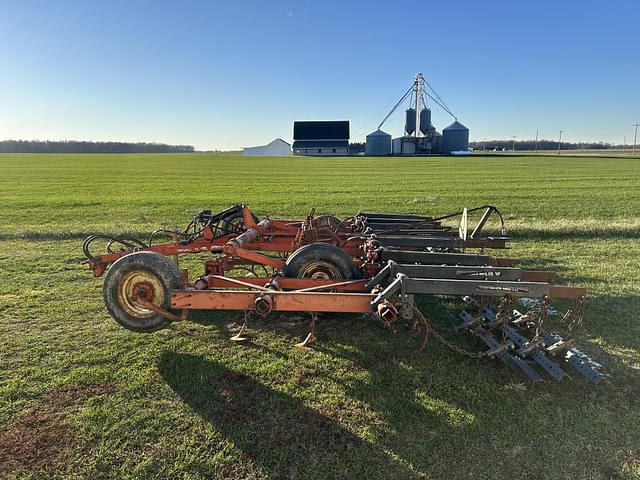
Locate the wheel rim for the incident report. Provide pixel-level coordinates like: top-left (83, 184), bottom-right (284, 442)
top-left (118, 270), bottom-right (165, 318)
top-left (298, 260), bottom-right (343, 280)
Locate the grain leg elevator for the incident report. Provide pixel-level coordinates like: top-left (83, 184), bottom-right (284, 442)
top-left (366, 73), bottom-right (469, 155)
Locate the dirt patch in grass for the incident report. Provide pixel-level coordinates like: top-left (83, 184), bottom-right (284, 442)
top-left (0, 383), bottom-right (114, 475)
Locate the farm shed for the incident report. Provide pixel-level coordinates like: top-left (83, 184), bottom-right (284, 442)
top-left (243, 138), bottom-right (292, 156)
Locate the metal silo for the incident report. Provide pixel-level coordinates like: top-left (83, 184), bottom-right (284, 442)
top-left (419, 108), bottom-right (432, 135)
top-left (405, 108), bottom-right (416, 135)
top-left (442, 121), bottom-right (469, 153)
top-left (365, 129), bottom-right (392, 155)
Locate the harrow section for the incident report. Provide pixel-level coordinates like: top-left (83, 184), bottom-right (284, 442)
top-left (82, 204), bottom-right (602, 383)
top-left (457, 305), bottom-right (605, 383)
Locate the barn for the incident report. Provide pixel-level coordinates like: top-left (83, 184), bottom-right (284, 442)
top-left (243, 138), bottom-right (292, 156)
top-left (292, 121), bottom-right (349, 156)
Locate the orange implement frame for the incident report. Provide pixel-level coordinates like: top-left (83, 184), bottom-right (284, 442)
top-left (85, 204), bottom-right (510, 277)
top-left (86, 203), bottom-right (587, 318)
top-left (171, 290), bottom-right (376, 313)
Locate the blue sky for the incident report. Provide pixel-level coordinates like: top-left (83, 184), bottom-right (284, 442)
top-left (1, 0), bottom-right (638, 150)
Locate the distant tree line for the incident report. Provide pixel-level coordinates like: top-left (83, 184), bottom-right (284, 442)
top-left (0, 140), bottom-right (195, 153)
top-left (469, 139), bottom-right (623, 151)
top-left (349, 142), bottom-right (365, 154)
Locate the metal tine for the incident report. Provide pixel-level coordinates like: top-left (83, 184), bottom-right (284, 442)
top-left (511, 309), bottom-right (535, 325)
top-left (294, 312), bottom-right (318, 351)
top-left (457, 310), bottom-right (482, 331)
top-left (537, 329), bottom-right (606, 384)
top-left (230, 311), bottom-right (250, 342)
top-left (473, 326), bottom-right (543, 383)
top-left (482, 307), bottom-right (567, 381)
top-left (546, 339), bottom-right (576, 354)
top-left (512, 309), bottom-right (606, 383)
top-left (458, 309), bottom-right (542, 383)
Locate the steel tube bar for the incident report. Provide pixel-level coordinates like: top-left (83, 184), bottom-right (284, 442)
top-left (206, 276), bottom-right (368, 292)
top-left (376, 236), bottom-right (507, 249)
top-left (380, 250), bottom-right (517, 267)
top-left (393, 264), bottom-right (525, 281)
top-left (370, 274), bottom-right (404, 306)
top-left (172, 290), bottom-right (375, 313)
top-left (364, 261), bottom-right (394, 290)
top-left (357, 212), bottom-right (434, 221)
top-left (401, 277), bottom-right (552, 297)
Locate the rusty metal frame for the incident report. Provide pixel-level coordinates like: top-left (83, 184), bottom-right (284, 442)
top-left (85, 204), bottom-right (511, 277)
top-left (171, 290), bottom-right (376, 313)
top-left (86, 203), bottom-right (587, 323)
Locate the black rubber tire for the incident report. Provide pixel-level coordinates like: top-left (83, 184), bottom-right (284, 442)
top-left (283, 243), bottom-right (358, 280)
top-left (103, 251), bottom-right (182, 333)
top-left (220, 211), bottom-right (260, 235)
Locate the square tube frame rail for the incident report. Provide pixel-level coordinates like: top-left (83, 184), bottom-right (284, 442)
top-left (170, 272), bottom-right (585, 315)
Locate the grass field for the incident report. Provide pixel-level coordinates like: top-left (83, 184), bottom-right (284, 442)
top-left (1, 153), bottom-right (639, 479)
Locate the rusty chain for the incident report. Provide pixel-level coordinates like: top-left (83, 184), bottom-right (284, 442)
top-left (412, 305), bottom-right (484, 358)
top-left (532, 295), bottom-right (550, 341)
top-left (561, 295), bottom-right (585, 332)
top-left (407, 293), bottom-right (584, 359)
top-left (488, 294), bottom-right (514, 343)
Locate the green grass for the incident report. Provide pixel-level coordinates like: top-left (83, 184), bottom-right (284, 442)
top-left (1, 153), bottom-right (639, 479)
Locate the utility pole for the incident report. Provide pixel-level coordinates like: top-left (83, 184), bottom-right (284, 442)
top-left (511, 136), bottom-right (516, 151)
top-left (623, 135), bottom-right (626, 153)
top-left (633, 124), bottom-right (639, 156)
top-left (558, 130), bottom-right (564, 155)
top-left (535, 129), bottom-right (539, 154)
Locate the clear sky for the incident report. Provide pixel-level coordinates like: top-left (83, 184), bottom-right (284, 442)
top-left (1, 0), bottom-right (638, 150)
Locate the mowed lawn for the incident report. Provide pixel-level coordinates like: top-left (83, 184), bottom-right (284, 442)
top-left (0, 153), bottom-right (639, 479)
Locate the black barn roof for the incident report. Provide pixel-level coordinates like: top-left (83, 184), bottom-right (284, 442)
top-left (293, 121), bottom-right (350, 141)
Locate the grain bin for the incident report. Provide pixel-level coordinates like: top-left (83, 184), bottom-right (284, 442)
top-left (442, 121), bottom-right (469, 153)
top-left (365, 129), bottom-right (392, 155)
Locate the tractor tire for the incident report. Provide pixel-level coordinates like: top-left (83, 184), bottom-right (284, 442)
top-left (283, 243), bottom-right (358, 280)
top-left (220, 210), bottom-right (259, 235)
top-left (103, 251), bottom-right (183, 333)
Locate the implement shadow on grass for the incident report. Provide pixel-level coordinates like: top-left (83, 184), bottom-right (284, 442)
top-left (158, 352), bottom-right (417, 479)
top-left (299, 298), bottom-right (638, 473)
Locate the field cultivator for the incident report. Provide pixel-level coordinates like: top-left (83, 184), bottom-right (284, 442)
top-left (83, 204), bottom-right (604, 383)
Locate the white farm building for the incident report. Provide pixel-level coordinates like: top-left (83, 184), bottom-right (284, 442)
top-left (243, 138), bottom-right (292, 156)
